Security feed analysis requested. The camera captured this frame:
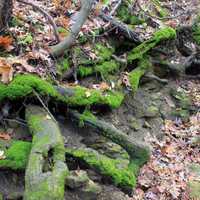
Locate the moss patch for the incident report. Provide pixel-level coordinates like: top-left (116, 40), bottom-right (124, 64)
top-left (128, 27), bottom-right (176, 62)
top-left (0, 74), bottom-right (124, 108)
top-left (0, 140), bottom-right (31, 170)
top-left (129, 56), bottom-right (151, 91)
top-left (66, 148), bottom-right (138, 191)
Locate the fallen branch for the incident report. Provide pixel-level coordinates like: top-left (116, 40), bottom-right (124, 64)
top-left (24, 105), bottom-right (68, 200)
top-left (0, 74), bottom-right (124, 108)
top-left (99, 12), bottom-right (141, 43)
top-left (50, 0), bottom-right (94, 57)
top-left (17, 0), bottom-right (60, 42)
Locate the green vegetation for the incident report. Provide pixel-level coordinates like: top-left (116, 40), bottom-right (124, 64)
top-left (79, 110), bottom-right (96, 127)
top-left (66, 148), bottom-right (138, 191)
top-left (0, 140), bottom-right (31, 170)
top-left (128, 27), bottom-right (176, 62)
top-left (117, 2), bottom-right (144, 25)
top-left (192, 15), bottom-right (200, 45)
top-left (0, 74), bottom-right (124, 108)
top-left (129, 56), bottom-right (151, 91)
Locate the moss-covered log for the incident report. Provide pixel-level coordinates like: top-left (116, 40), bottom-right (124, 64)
top-left (69, 109), bottom-right (150, 166)
top-left (66, 147), bottom-right (138, 192)
top-left (24, 105), bottom-right (68, 200)
top-left (0, 74), bottom-right (124, 108)
top-left (127, 27), bottom-right (176, 62)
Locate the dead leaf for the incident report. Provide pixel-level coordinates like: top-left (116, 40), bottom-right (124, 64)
top-left (0, 36), bottom-right (13, 51)
top-left (0, 133), bottom-right (11, 140)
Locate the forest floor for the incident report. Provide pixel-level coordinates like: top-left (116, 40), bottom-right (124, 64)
top-left (0, 0), bottom-right (200, 200)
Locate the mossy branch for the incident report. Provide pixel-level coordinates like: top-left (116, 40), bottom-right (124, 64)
top-left (66, 147), bottom-right (138, 193)
top-left (127, 27), bottom-right (176, 62)
top-left (24, 105), bottom-right (68, 200)
top-left (0, 74), bottom-right (124, 108)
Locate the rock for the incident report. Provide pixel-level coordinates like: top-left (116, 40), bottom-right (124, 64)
top-left (145, 106), bottom-right (160, 117)
top-left (79, 180), bottom-right (102, 200)
top-left (129, 117), bottom-right (143, 131)
top-left (66, 170), bottom-right (90, 189)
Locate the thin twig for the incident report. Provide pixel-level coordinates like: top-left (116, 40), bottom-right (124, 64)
top-left (110, 0), bottom-right (122, 16)
top-left (17, 0), bottom-right (60, 42)
top-left (33, 90), bottom-right (57, 123)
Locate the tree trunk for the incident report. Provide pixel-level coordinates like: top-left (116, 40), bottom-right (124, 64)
top-left (0, 0), bottom-right (13, 30)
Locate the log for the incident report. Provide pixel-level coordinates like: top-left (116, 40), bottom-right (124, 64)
top-left (24, 105), bottom-right (68, 200)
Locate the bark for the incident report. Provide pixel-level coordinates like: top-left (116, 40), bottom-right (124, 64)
top-left (0, 0), bottom-right (13, 30)
top-left (50, 0), bottom-right (94, 57)
top-left (24, 105), bottom-right (68, 200)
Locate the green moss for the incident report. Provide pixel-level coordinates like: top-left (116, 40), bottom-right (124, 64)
top-left (0, 74), bottom-right (124, 108)
top-left (56, 57), bottom-right (70, 75)
top-left (151, 0), bottom-right (169, 18)
top-left (57, 27), bottom-right (69, 37)
top-left (78, 66), bottom-right (94, 77)
top-left (0, 140), bottom-right (31, 170)
top-left (192, 23), bottom-right (200, 45)
top-left (128, 27), bottom-right (176, 62)
top-left (117, 2), bottom-right (144, 25)
top-left (18, 33), bottom-right (33, 45)
top-left (128, 57), bottom-right (151, 91)
top-left (95, 44), bottom-right (114, 62)
top-left (79, 110), bottom-right (96, 127)
top-left (66, 148), bottom-right (137, 191)
top-left (66, 86), bottom-right (124, 108)
top-left (95, 60), bottom-right (120, 78)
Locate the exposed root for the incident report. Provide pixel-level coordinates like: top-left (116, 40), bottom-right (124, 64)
top-left (24, 105), bottom-right (68, 200)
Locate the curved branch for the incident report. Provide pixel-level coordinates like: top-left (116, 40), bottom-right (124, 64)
top-left (50, 0), bottom-right (94, 57)
top-left (17, 0), bottom-right (60, 42)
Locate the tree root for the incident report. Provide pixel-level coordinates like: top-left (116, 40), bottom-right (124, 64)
top-left (50, 0), bottom-right (94, 57)
top-left (68, 109), bottom-right (151, 165)
top-left (24, 105), bottom-right (68, 200)
top-left (66, 147), bottom-right (137, 193)
top-left (0, 74), bottom-right (124, 108)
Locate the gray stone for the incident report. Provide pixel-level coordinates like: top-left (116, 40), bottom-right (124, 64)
top-left (66, 170), bottom-right (89, 189)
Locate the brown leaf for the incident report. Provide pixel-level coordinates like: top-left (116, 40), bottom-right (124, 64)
top-left (0, 36), bottom-right (13, 50)
top-left (0, 133), bottom-right (11, 140)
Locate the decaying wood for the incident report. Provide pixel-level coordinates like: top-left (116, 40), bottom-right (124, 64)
top-left (24, 105), bottom-right (68, 200)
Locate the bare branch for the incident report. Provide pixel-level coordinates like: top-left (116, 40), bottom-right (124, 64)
top-left (50, 0), bottom-right (94, 57)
